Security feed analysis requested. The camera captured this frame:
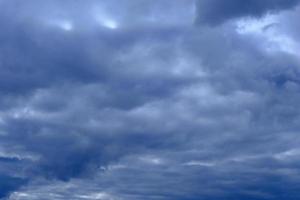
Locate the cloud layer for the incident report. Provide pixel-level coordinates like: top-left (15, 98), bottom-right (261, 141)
top-left (196, 0), bottom-right (300, 25)
top-left (1, 0), bottom-right (300, 199)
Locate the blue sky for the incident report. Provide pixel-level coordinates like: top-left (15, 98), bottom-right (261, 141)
top-left (1, 0), bottom-right (300, 199)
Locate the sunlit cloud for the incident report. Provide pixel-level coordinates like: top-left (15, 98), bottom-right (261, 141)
top-left (47, 19), bottom-right (74, 31)
top-left (101, 19), bottom-right (118, 29)
top-left (236, 15), bottom-right (300, 55)
top-left (93, 10), bottom-right (119, 30)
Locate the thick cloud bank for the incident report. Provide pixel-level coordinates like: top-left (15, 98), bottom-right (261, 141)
top-left (196, 0), bottom-right (300, 25)
top-left (1, 0), bottom-right (300, 199)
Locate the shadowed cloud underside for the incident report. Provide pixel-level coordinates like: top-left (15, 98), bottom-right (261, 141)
top-left (1, 0), bottom-right (300, 199)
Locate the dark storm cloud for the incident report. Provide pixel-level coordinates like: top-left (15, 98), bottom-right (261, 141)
top-left (1, 0), bottom-right (300, 200)
top-left (196, 0), bottom-right (300, 25)
top-left (0, 0), bottom-right (196, 192)
top-left (0, 175), bottom-right (27, 199)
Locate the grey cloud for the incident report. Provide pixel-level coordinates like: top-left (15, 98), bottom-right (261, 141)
top-left (1, 0), bottom-right (300, 199)
top-left (0, 175), bottom-right (27, 199)
top-left (196, 0), bottom-right (300, 25)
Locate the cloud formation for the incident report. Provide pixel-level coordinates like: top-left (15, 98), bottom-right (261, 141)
top-left (1, 0), bottom-right (300, 199)
top-left (196, 0), bottom-right (300, 25)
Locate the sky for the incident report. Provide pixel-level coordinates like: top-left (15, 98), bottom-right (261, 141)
top-left (1, 0), bottom-right (300, 199)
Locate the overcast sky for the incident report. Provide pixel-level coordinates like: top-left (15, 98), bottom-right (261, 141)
top-left (1, 0), bottom-right (300, 199)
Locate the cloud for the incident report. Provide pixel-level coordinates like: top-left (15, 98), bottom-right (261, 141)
top-left (0, 175), bottom-right (27, 199)
top-left (195, 0), bottom-right (300, 25)
top-left (1, 0), bottom-right (300, 199)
